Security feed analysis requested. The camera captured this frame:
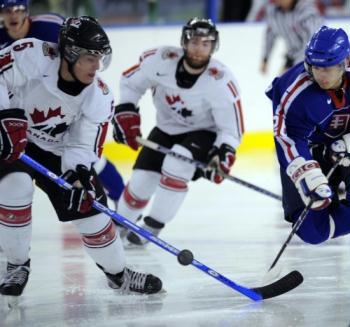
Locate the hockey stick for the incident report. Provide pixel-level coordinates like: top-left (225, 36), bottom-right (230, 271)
top-left (136, 136), bottom-right (282, 201)
top-left (20, 153), bottom-right (303, 301)
top-left (266, 157), bottom-right (343, 276)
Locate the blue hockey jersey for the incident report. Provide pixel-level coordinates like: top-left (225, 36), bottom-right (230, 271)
top-left (266, 62), bottom-right (350, 171)
top-left (0, 13), bottom-right (64, 49)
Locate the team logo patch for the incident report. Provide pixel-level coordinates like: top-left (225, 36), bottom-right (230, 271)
top-left (325, 114), bottom-right (350, 138)
top-left (42, 42), bottom-right (57, 59)
top-left (165, 94), bottom-right (193, 119)
top-left (30, 106), bottom-right (68, 138)
top-left (208, 67), bottom-right (224, 80)
top-left (97, 78), bottom-right (109, 95)
top-left (161, 49), bottom-right (179, 60)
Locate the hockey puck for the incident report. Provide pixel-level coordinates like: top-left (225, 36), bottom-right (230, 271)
top-left (177, 249), bottom-right (194, 266)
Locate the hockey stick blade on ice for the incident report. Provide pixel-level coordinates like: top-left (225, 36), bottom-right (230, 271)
top-left (20, 153), bottom-right (303, 301)
top-left (136, 136), bottom-right (282, 201)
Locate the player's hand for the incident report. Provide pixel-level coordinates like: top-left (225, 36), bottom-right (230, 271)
top-left (62, 165), bottom-right (96, 214)
top-left (0, 108), bottom-right (28, 163)
top-left (329, 134), bottom-right (350, 167)
top-left (287, 157), bottom-right (332, 210)
top-left (112, 103), bottom-right (141, 150)
top-left (203, 143), bottom-right (236, 184)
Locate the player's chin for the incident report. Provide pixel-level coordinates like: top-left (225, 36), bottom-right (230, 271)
top-left (81, 74), bottom-right (95, 85)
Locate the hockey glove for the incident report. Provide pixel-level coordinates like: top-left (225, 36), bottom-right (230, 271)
top-left (203, 143), bottom-right (236, 184)
top-left (112, 103), bottom-right (141, 150)
top-left (0, 108), bottom-right (28, 163)
top-left (287, 157), bottom-right (332, 210)
top-left (62, 165), bottom-right (96, 214)
top-left (329, 134), bottom-right (350, 167)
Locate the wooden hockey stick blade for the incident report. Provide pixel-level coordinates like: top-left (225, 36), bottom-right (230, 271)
top-left (252, 270), bottom-right (303, 300)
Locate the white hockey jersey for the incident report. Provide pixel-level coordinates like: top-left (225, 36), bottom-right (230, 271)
top-left (119, 46), bottom-right (244, 149)
top-left (0, 38), bottom-right (114, 172)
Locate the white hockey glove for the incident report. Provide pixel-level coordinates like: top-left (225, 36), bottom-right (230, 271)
top-left (329, 133), bottom-right (350, 167)
top-left (287, 157), bottom-right (332, 210)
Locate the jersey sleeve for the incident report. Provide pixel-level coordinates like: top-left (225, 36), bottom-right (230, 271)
top-left (208, 69), bottom-right (244, 150)
top-left (61, 80), bottom-right (115, 172)
top-left (118, 47), bottom-right (161, 105)
top-left (271, 76), bottom-right (316, 170)
top-left (0, 38), bottom-right (50, 110)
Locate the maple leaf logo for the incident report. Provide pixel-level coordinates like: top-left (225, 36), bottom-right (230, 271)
top-left (30, 107), bottom-right (65, 124)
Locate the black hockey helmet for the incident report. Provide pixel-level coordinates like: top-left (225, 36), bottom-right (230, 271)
top-left (181, 18), bottom-right (219, 52)
top-left (58, 16), bottom-right (112, 71)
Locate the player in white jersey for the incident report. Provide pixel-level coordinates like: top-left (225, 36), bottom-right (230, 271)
top-left (0, 0), bottom-right (125, 211)
top-left (113, 18), bottom-right (244, 246)
top-left (260, 0), bottom-right (324, 74)
top-left (0, 16), bottom-right (162, 300)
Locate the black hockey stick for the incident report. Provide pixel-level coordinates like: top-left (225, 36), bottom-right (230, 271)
top-left (20, 153), bottom-right (303, 301)
top-left (136, 136), bottom-right (282, 201)
top-left (266, 157), bottom-right (343, 274)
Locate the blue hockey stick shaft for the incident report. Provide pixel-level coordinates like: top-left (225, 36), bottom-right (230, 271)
top-left (136, 137), bottom-right (282, 201)
top-left (20, 153), bottom-right (263, 301)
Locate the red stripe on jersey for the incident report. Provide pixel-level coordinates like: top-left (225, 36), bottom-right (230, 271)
top-left (227, 81), bottom-right (238, 97)
top-left (142, 49), bottom-right (157, 58)
top-left (234, 99), bottom-right (245, 135)
top-left (95, 122), bottom-right (109, 158)
top-left (276, 75), bottom-right (309, 137)
top-left (122, 63), bottom-right (140, 77)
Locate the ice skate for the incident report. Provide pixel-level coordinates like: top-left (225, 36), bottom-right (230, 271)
top-left (0, 259), bottom-right (30, 308)
top-left (126, 216), bottom-right (164, 247)
top-left (97, 264), bottom-right (163, 294)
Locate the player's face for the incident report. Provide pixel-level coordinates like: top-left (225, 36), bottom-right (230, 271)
top-left (184, 36), bottom-right (213, 69)
top-left (2, 6), bottom-right (27, 34)
top-left (312, 64), bottom-right (345, 90)
top-left (73, 54), bottom-right (102, 84)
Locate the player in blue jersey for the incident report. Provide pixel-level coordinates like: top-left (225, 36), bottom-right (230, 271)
top-left (266, 26), bottom-right (350, 244)
top-left (0, 0), bottom-right (125, 207)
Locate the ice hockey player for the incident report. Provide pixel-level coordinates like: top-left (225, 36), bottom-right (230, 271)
top-left (0, 0), bottom-right (125, 208)
top-left (267, 26), bottom-right (350, 244)
top-left (113, 18), bottom-right (244, 246)
top-left (0, 16), bottom-right (162, 302)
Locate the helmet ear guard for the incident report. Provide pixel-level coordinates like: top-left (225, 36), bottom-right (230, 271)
top-left (181, 17), bottom-right (219, 53)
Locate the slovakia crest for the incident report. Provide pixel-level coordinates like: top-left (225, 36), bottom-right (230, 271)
top-left (325, 114), bottom-right (350, 138)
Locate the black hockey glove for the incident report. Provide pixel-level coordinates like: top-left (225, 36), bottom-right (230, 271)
top-left (0, 108), bottom-right (28, 163)
top-left (202, 143), bottom-right (236, 184)
top-left (329, 134), bottom-right (350, 167)
top-left (112, 103), bottom-right (141, 150)
top-left (62, 165), bottom-right (96, 214)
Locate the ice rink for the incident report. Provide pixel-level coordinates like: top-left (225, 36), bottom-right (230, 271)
top-left (1, 152), bottom-right (350, 327)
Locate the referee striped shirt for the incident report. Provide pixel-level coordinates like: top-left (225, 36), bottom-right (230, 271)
top-left (263, 0), bottom-right (324, 66)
